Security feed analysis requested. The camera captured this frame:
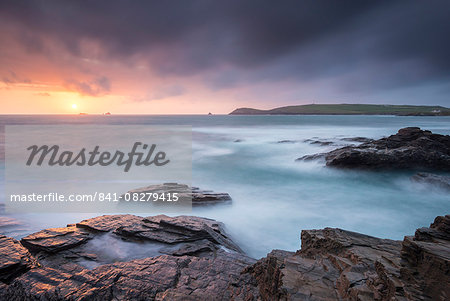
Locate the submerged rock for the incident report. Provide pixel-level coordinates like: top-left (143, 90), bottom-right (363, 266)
top-left (277, 140), bottom-right (299, 144)
top-left (411, 172), bottom-right (450, 191)
top-left (340, 137), bottom-right (373, 143)
top-left (0, 214), bottom-right (449, 300)
top-left (295, 153), bottom-right (326, 161)
top-left (305, 139), bottom-right (334, 146)
top-left (296, 137), bottom-right (371, 162)
top-left (310, 127), bottom-right (450, 170)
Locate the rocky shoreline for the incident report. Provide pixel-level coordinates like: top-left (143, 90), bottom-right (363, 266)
top-left (0, 127), bottom-right (449, 300)
top-left (0, 214), bottom-right (448, 300)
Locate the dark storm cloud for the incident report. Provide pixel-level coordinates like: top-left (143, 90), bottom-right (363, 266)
top-left (1, 0), bottom-right (449, 100)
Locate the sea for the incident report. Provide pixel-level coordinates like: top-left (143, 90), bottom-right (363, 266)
top-left (0, 114), bottom-right (449, 259)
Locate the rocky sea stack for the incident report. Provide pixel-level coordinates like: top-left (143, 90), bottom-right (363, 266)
top-left (0, 214), bottom-right (449, 300)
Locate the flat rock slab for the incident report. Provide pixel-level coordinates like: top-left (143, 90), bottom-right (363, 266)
top-left (122, 183), bottom-right (232, 206)
top-left (19, 214), bottom-right (243, 270)
top-left (21, 226), bottom-right (92, 253)
top-left (75, 214), bottom-right (243, 253)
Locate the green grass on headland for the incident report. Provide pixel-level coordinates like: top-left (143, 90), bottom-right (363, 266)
top-left (229, 104), bottom-right (450, 116)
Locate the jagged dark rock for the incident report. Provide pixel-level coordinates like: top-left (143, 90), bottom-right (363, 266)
top-left (308, 127), bottom-right (450, 170)
top-left (0, 235), bottom-right (36, 284)
top-left (237, 215), bottom-right (450, 300)
top-left (0, 214), bottom-right (449, 300)
top-left (121, 183), bottom-right (232, 206)
top-left (0, 251), bottom-right (256, 300)
top-left (401, 215), bottom-right (450, 300)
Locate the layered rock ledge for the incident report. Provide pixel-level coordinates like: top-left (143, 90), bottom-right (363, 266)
top-left (297, 127), bottom-right (450, 170)
top-left (1, 214), bottom-right (253, 300)
top-left (122, 183), bottom-right (232, 206)
top-left (0, 214), bottom-right (449, 300)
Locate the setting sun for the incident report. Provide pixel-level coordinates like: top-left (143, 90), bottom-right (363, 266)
top-left (71, 104), bottom-right (77, 109)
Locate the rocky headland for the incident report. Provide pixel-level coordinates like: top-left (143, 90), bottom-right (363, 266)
top-left (0, 214), bottom-right (448, 300)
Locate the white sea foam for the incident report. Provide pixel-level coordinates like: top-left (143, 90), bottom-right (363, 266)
top-left (1, 115), bottom-right (449, 259)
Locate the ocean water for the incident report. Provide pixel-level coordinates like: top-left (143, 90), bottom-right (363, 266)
top-left (0, 115), bottom-right (449, 258)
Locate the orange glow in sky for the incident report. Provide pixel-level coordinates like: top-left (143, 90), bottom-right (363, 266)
top-left (2, 1), bottom-right (448, 114)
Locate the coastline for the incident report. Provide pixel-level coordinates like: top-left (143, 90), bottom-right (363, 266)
top-left (1, 119), bottom-right (449, 300)
top-left (0, 213), bottom-right (448, 300)
top-left (229, 104), bottom-right (450, 116)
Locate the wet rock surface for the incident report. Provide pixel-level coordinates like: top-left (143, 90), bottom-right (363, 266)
top-left (1, 214), bottom-right (254, 300)
top-left (401, 215), bottom-right (450, 301)
top-left (277, 139), bottom-right (300, 144)
top-left (237, 215), bottom-right (450, 300)
top-left (122, 183), bottom-right (232, 206)
top-left (303, 139), bottom-right (335, 146)
top-left (300, 127), bottom-right (450, 170)
top-left (0, 235), bottom-right (36, 283)
top-left (296, 153), bottom-right (326, 161)
top-left (0, 214), bottom-right (448, 300)
top-left (340, 137), bottom-right (373, 143)
top-left (21, 226), bottom-right (93, 253)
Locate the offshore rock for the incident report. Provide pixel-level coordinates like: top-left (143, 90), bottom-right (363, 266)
top-left (321, 127), bottom-right (450, 170)
top-left (411, 172), bottom-right (450, 191)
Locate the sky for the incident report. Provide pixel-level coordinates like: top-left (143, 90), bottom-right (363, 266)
top-left (1, 0), bottom-right (449, 114)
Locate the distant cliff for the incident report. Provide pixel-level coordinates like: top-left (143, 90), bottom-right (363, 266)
top-left (229, 104), bottom-right (450, 115)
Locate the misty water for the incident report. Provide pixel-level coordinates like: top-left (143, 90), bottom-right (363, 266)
top-left (0, 115), bottom-right (449, 258)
